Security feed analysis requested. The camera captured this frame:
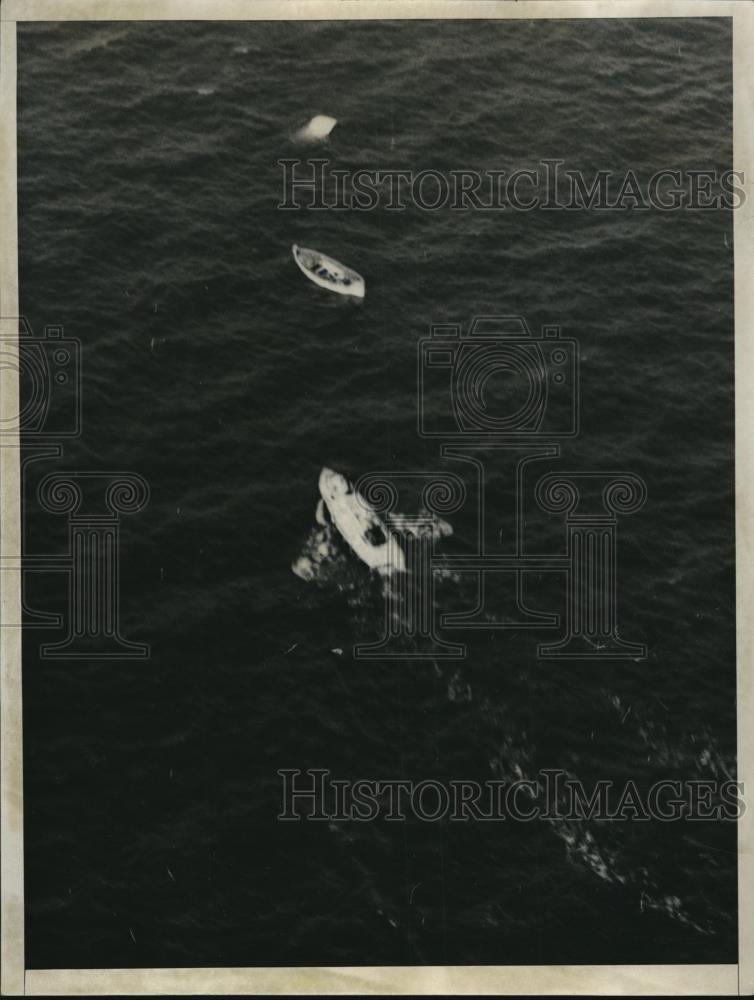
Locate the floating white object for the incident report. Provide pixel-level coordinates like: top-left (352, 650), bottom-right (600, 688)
top-left (292, 244), bottom-right (365, 299)
top-left (318, 467), bottom-right (405, 576)
top-left (296, 114), bottom-right (337, 141)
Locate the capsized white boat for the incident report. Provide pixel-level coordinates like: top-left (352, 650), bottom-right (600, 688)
top-left (318, 467), bottom-right (405, 575)
top-left (295, 114), bottom-right (338, 141)
top-left (292, 244), bottom-right (365, 299)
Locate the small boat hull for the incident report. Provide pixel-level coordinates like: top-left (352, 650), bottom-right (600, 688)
top-left (319, 467), bottom-right (405, 575)
top-left (292, 244), bottom-right (365, 299)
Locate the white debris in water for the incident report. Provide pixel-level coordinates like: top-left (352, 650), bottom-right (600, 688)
top-left (295, 115), bottom-right (337, 142)
top-left (291, 524), bottom-right (342, 583)
top-left (291, 555), bottom-right (315, 583)
top-left (447, 669), bottom-right (472, 703)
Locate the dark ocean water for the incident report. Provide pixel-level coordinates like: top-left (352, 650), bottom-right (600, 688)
top-left (17, 18), bottom-right (736, 968)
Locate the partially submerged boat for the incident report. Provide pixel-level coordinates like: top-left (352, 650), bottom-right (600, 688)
top-left (318, 467), bottom-right (405, 575)
top-left (292, 244), bottom-right (365, 299)
top-left (295, 114), bottom-right (338, 142)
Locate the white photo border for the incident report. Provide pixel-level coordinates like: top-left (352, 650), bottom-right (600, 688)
top-left (1, 1), bottom-right (751, 995)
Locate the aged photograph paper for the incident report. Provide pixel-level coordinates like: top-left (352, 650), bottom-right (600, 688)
top-left (1, 0), bottom-right (752, 995)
